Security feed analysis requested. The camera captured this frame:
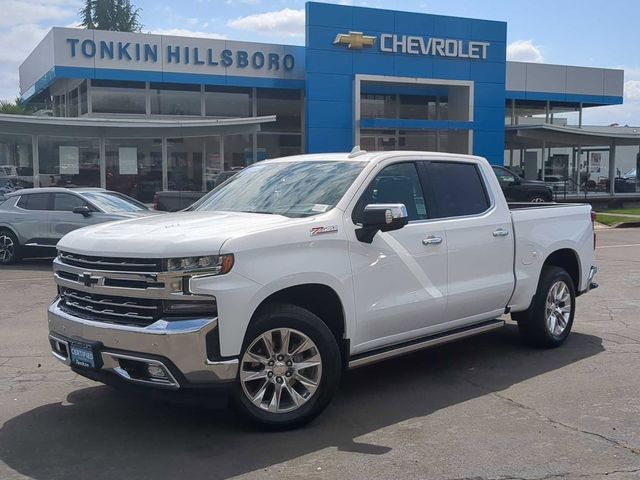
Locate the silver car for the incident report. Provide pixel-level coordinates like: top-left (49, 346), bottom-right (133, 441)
top-left (0, 187), bottom-right (156, 264)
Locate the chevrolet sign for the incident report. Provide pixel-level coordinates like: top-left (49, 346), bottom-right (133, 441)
top-left (334, 31), bottom-right (490, 60)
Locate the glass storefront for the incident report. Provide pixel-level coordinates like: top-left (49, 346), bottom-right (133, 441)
top-left (38, 136), bottom-right (100, 188)
top-left (150, 83), bottom-right (201, 116)
top-left (206, 86), bottom-right (251, 118)
top-left (0, 133), bottom-right (33, 192)
top-left (92, 80), bottom-right (147, 115)
top-left (105, 138), bottom-right (162, 202)
top-left (223, 134), bottom-right (254, 171)
top-left (167, 137), bottom-right (204, 191)
top-left (258, 133), bottom-right (302, 159)
top-left (361, 129), bottom-right (470, 154)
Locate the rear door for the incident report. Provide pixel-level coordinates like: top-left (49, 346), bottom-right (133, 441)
top-left (422, 161), bottom-right (515, 322)
top-left (14, 193), bottom-right (53, 246)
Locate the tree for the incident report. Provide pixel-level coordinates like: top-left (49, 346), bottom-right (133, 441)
top-left (0, 98), bottom-right (35, 115)
top-left (79, 0), bottom-right (142, 32)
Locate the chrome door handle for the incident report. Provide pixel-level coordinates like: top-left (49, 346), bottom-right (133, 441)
top-left (422, 235), bottom-right (443, 245)
top-left (493, 228), bottom-right (510, 237)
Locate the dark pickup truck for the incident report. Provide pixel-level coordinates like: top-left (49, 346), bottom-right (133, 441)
top-left (153, 171), bottom-right (239, 211)
top-left (492, 165), bottom-right (554, 203)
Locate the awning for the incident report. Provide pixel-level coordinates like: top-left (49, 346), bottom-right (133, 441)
top-left (0, 114), bottom-right (276, 138)
top-left (506, 123), bottom-right (640, 149)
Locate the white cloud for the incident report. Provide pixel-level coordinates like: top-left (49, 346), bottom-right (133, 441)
top-left (0, 0), bottom-right (78, 29)
top-left (147, 28), bottom-right (226, 39)
top-left (624, 79), bottom-right (640, 102)
top-left (227, 8), bottom-right (304, 38)
top-left (507, 40), bottom-right (544, 63)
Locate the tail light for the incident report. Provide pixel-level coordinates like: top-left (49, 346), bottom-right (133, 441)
top-left (591, 210), bottom-right (597, 249)
top-left (152, 193), bottom-right (159, 211)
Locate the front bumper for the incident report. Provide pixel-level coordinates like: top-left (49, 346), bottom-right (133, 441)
top-left (48, 298), bottom-right (239, 389)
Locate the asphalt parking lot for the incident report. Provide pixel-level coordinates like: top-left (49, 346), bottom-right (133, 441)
top-left (0, 229), bottom-right (639, 480)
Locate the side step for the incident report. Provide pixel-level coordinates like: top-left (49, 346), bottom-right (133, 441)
top-left (348, 319), bottom-right (505, 369)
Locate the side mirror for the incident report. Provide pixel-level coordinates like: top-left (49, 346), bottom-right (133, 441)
top-left (73, 205), bottom-right (92, 217)
top-left (356, 203), bottom-right (409, 243)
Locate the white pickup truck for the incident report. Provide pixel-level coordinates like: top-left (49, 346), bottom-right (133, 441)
top-left (48, 150), bottom-right (598, 428)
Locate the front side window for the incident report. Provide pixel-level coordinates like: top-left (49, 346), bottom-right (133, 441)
top-left (354, 162), bottom-right (427, 222)
top-left (53, 193), bottom-right (86, 211)
top-left (195, 161), bottom-right (366, 218)
top-left (425, 162), bottom-right (490, 218)
top-left (17, 193), bottom-right (50, 210)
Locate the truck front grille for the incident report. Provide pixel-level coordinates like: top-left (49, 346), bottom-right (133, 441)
top-left (59, 287), bottom-right (162, 327)
top-left (58, 251), bottom-right (162, 273)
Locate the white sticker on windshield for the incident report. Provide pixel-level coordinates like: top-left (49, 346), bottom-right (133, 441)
top-left (311, 204), bottom-right (330, 213)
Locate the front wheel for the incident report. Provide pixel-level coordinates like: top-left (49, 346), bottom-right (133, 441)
top-left (0, 231), bottom-right (20, 265)
top-left (515, 266), bottom-right (576, 348)
top-left (233, 303), bottom-right (341, 429)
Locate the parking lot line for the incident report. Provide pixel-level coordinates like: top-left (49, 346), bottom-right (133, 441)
top-left (596, 243), bottom-right (640, 249)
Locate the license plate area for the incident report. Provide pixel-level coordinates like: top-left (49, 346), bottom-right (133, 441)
top-left (69, 339), bottom-right (103, 369)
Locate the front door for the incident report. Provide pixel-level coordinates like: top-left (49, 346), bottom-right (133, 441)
top-left (346, 161), bottom-right (448, 354)
top-left (50, 193), bottom-right (103, 242)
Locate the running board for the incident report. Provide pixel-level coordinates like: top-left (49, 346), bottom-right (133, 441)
top-left (348, 319), bottom-right (505, 369)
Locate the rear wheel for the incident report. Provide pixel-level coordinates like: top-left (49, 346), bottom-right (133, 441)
top-left (0, 231), bottom-right (20, 265)
top-left (528, 194), bottom-right (550, 203)
top-left (233, 303), bottom-right (341, 429)
top-left (515, 266), bottom-right (575, 348)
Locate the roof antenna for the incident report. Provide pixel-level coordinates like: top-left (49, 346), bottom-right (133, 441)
top-left (348, 145), bottom-right (367, 158)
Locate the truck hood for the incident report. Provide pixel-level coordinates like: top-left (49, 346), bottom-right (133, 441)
top-left (57, 211), bottom-right (292, 257)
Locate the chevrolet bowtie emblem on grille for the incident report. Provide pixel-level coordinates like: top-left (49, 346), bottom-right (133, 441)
top-left (333, 31), bottom-right (376, 49)
top-left (81, 273), bottom-right (100, 287)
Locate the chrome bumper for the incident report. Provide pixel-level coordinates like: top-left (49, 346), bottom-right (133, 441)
top-left (48, 298), bottom-right (238, 389)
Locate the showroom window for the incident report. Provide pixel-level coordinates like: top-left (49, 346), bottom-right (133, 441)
top-left (205, 86), bottom-right (251, 118)
top-left (150, 83), bottom-right (201, 116)
top-left (38, 136), bottom-right (100, 188)
top-left (91, 80), bottom-right (147, 115)
top-left (256, 88), bottom-right (302, 133)
top-left (105, 138), bottom-right (162, 202)
top-left (167, 137), bottom-right (204, 191)
top-left (0, 133), bottom-right (34, 191)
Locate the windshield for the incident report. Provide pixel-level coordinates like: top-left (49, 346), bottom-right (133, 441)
top-left (82, 191), bottom-right (148, 213)
top-left (195, 160), bottom-right (366, 217)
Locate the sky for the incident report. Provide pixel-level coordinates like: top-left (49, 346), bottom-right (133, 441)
top-left (1, 0), bottom-right (639, 125)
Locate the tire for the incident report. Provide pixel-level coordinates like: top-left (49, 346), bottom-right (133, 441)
top-left (0, 230), bottom-right (20, 265)
top-left (528, 194), bottom-right (550, 203)
top-left (515, 266), bottom-right (576, 348)
top-left (232, 303), bottom-right (342, 430)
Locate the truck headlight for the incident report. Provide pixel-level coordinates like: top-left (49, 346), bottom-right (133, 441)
top-left (165, 254), bottom-right (234, 275)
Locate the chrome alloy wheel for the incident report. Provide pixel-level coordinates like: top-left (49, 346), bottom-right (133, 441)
top-left (0, 235), bottom-right (15, 263)
top-left (240, 328), bottom-right (322, 413)
top-left (545, 280), bottom-right (571, 336)
top-left (530, 196), bottom-right (547, 203)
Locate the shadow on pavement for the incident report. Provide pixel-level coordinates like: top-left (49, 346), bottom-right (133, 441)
top-left (0, 325), bottom-right (604, 480)
top-left (1, 257), bottom-right (54, 273)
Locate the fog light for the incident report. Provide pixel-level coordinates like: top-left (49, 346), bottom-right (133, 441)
top-left (147, 364), bottom-right (169, 379)
top-left (169, 279), bottom-right (183, 292)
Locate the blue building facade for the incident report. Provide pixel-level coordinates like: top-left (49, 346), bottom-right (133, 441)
top-left (8, 2), bottom-right (627, 200)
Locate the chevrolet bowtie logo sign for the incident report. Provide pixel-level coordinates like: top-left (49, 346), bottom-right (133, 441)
top-left (333, 31), bottom-right (376, 49)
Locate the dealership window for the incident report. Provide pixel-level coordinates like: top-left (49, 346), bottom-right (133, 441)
top-left (105, 138), bottom-right (162, 202)
top-left (204, 136), bottom-right (222, 190)
top-left (150, 83), bottom-right (201, 116)
top-left (361, 94), bottom-right (396, 119)
top-left (257, 133), bottom-right (302, 160)
top-left (53, 94), bottom-right (66, 117)
top-left (167, 137), bottom-right (204, 191)
top-left (0, 133), bottom-right (34, 191)
top-left (91, 80), bottom-right (146, 115)
top-left (38, 136), bottom-right (100, 188)
top-left (361, 128), bottom-right (470, 154)
top-left (256, 88), bottom-right (302, 133)
top-left (223, 134), bottom-right (254, 170)
top-left (205, 86), bottom-right (251, 118)
top-left (68, 88), bottom-right (79, 117)
top-left (79, 81), bottom-right (88, 115)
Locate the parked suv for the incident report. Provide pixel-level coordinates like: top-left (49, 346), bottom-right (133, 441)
top-left (492, 165), bottom-right (553, 202)
top-left (0, 188), bottom-right (156, 264)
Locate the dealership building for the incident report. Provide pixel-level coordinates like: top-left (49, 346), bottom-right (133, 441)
top-left (1, 1), bottom-right (639, 202)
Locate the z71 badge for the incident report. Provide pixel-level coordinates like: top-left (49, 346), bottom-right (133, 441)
top-left (310, 225), bottom-right (339, 236)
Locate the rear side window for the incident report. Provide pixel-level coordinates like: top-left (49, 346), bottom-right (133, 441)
top-left (425, 162), bottom-right (490, 218)
top-left (53, 193), bottom-right (86, 211)
top-left (16, 193), bottom-right (50, 211)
